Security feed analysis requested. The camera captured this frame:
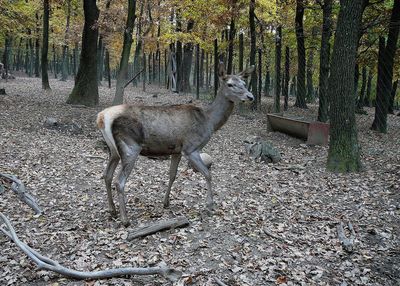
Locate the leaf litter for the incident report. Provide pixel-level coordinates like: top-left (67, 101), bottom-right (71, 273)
top-left (0, 77), bottom-right (399, 285)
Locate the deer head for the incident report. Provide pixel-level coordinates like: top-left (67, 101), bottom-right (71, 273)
top-left (218, 63), bottom-right (255, 103)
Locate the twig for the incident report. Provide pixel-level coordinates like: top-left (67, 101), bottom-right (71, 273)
top-left (128, 216), bottom-right (189, 241)
top-left (337, 221), bottom-right (356, 253)
top-left (263, 228), bottom-right (293, 245)
top-left (85, 155), bottom-right (107, 160)
top-left (0, 213), bottom-right (181, 281)
top-left (0, 173), bottom-right (42, 215)
top-left (124, 68), bottom-right (145, 88)
top-left (214, 277), bottom-right (229, 286)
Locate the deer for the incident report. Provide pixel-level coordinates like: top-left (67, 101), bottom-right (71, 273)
top-left (97, 63), bottom-right (254, 226)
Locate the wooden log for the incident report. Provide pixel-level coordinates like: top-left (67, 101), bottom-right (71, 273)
top-left (127, 216), bottom-right (189, 241)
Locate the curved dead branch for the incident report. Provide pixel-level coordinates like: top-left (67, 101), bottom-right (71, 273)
top-left (0, 173), bottom-right (42, 215)
top-left (0, 213), bottom-right (181, 282)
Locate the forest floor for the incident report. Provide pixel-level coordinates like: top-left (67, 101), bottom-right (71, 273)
top-left (0, 77), bottom-right (399, 286)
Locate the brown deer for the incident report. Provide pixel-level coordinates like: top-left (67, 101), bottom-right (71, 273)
top-left (97, 63), bottom-right (254, 226)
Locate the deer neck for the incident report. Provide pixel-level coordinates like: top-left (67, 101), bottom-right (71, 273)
top-left (206, 89), bottom-right (234, 132)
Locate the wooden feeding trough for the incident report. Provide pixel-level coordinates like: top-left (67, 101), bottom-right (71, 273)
top-left (267, 113), bottom-right (330, 145)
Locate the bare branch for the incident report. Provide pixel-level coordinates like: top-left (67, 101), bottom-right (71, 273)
top-left (0, 173), bottom-right (42, 215)
top-left (128, 216), bottom-right (190, 240)
top-left (0, 213), bottom-right (181, 282)
top-left (337, 221), bottom-right (356, 253)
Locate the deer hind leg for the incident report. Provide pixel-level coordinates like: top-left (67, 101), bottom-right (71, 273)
top-left (115, 141), bottom-right (141, 227)
top-left (104, 152), bottom-right (120, 217)
top-left (163, 153), bottom-right (182, 208)
top-left (186, 151), bottom-right (214, 214)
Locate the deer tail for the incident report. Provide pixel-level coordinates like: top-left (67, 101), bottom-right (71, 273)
top-left (97, 110), bottom-right (120, 158)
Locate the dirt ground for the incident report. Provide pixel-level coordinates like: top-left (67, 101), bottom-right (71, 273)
top-left (0, 77), bottom-right (399, 286)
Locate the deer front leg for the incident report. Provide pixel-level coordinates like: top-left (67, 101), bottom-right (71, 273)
top-left (104, 153), bottom-right (120, 217)
top-left (186, 151), bottom-right (214, 214)
top-left (115, 142), bottom-right (141, 227)
top-left (163, 154), bottom-right (182, 208)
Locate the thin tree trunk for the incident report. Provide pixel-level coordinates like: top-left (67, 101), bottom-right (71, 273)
top-left (371, 0), bottom-right (400, 132)
top-left (357, 66), bottom-right (367, 110)
top-left (214, 39), bottom-right (218, 98)
top-left (283, 46), bottom-right (290, 111)
top-left (227, 18), bottom-right (236, 74)
top-left (295, 0), bottom-right (307, 108)
top-left (326, 0), bottom-right (363, 172)
top-left (196, 43), bottom-right (200, 99)
top-left (35, 13), bottom-right (40, 77)
top-left (364, 70), bottom-right (373, 107)
top-left (66, 0), bottom-right (99, 106)
top-left (113, 0), bottom-right (137, 105)
top-left (388, 80), bottom-right (398, 114)
top-left (317, 0), bottom-right (332, 122)
top-left (249, 0), bottom-right (257, 110)
top-left (41, 0), bottom-right (51, 90)
top-left (105, 49), bottom-right (111, 88)
top-left (306, 49), bottom-right (314, 102)
top-left (274, 26), bottom-right (282, 113)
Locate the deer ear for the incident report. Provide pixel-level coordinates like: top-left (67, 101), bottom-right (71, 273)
top-left (238, 65), bottom-right (255, 79)
top-left (218, 62), bottom-right (227, 79)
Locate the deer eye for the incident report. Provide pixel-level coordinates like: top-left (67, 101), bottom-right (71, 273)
top-left (227, 83), bottom-right (234, 87)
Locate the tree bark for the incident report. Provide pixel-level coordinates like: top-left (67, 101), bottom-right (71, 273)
top-left (227, 18), bottom-right (236, 74)
top-left (283, 46), bottom-right (290, 111)
top-left (371, 0), bottom-right (400, 132)
top-left (179, 20), bottom-right (195, 93)
top-left (326, 0), bottom-right (363, 172)
top-left (294, 0), bottom-right (307, 108)
top-left (66, 0), bottom-right (99, 106)
top-left (214, 39), bottom-right (218, 97)
top-left (113, 0), bottom-right (137, 105)
top-left (317, 0), bottom-right (332, 122)
top-left (35, 13), bottom-right (40, 77)
top-left (274, 26), bottom-right (282, 112)
top-left (357, 66), bottom-right (367, 110)
top-left (388, 80), bottom-right (398, 113)
top-left (41, 0), bottom-right (51, 90)
top-left (364, 70), bottom-right (373, 107)
top-left (249, 0), bottom-right (257, 110)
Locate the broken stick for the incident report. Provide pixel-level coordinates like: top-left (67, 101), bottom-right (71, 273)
top-left (0, 173), bottom-right (42, 215)
top-left (337, 221), bottom-right (356, 253)
top-left (0, 213), bottom-right (181, 281)
top-left (127, 216), bottom-right (190, 241)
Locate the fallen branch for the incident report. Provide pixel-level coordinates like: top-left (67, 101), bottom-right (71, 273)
top-left (0, 213), bottom-right (181, 282)
top-left (337, 221), bottom-right (356, 253)
top-left (124, 68), bottom-right (145, 88)
top-left (0, 173), bottom-right (42, 215)
top-left (263, 228), bottom-right (293, 245)
top-left (214, 277), bottom-right (229, 286)
top-left (128, 216), bottom-right (190, 241)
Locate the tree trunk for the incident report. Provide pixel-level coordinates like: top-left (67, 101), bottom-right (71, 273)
top-left (196, 44), bottom-right (200, 99)
top-left (371, 0), bottom-right (400, 132)
top-left (227, 18), bottom-right (235, 74)
top-left (357, 66), bottom-right (367, 110)
top-left (66, 0), bottom-right (99, 106)
top-left (105, 49), bottom-right (111, 88)
top-left (35, 13), bottom-right (40, 77)
top-left (274, 26), bottom-right (282, 112)
top-left (97, 36), bottom-right (105, 82)
top-left (214, 39), bottom-right (218, 97)
top-left (249, 0), bottom-right (257, 110)
top-left (306, 49), bottom-right (314, 102)
top-left (283, 46), bottom-right (290, 111)
top-left (326, 0), bottom-right (363, 172)
top-left (258, 48), bottom-right (262, 107)
top-left (388, 80), bottom-right (398, 113)
top-left (200, 49), bottom-right (204, 87)
top-left (41, 0), bottom-right (51, 89)
top-left (294, 0), bottom-right (307, 108)
top-left (179, 20), bottom-right (195, 93)
top-left (317, 0), bottom-right (332, 122)
top-left (238, 33), bottom-right (244, 72)
top-left (113, 0), bottom-right (137, 105)
top-left (364, 70), bottom-right (373, 107)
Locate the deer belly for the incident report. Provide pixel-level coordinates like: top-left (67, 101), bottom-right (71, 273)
top-left (140, 140), bottom-right (182, 156)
